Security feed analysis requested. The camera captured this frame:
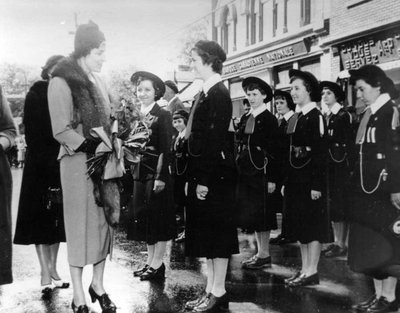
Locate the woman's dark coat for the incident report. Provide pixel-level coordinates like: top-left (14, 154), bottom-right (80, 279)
top-left (0, 86), bottom-right (16, 285)
top-left (127, 104), bottom-right (176, 245)
top-left (283, 107), bottom-right (331, 244)
top-left (348, 100), bottom-right (400, 278)
top-left (14, 81), bottom-right (66, 245)
top-left (185, 82), bottom-right (239, 258)
top-left (236, 109), bottom-right (278, 231)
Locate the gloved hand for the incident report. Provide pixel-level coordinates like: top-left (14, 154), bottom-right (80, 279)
top-left (76, 139), bottom-right (99, 154)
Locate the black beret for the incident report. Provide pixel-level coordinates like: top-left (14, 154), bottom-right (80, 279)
top-left (289, 69), bottom-right (321, 102)
top-left (320, 81), bottom-right (345, 102)
top-left (41, 55), bottom-right (64, 80)
top-left (130, 71), bottom-right (166, 101)
top-left (194, 40), bottom-right (226, 63)
top-left (74, 21), bottom-right (105, 58)
top-left (274, 89), bottom-right (296, 111)
top-left (164, 80), bottom-right (179, 94)
top-left (349, 65), bottom-right (399, 99)
top-left (242, 76), bottom-right (273, 103)
top-left (173, 109), bottom-right (189, 122)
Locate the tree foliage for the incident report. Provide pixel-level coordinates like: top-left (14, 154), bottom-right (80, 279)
top-left (0, 63), bottom-right (40, 96)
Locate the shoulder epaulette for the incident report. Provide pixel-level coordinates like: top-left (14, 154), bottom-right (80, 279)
top-left (392, 106), bottom-right (400, 130)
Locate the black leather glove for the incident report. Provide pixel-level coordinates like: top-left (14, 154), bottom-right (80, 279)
top-left (76, 139), bottom-right (99, 154)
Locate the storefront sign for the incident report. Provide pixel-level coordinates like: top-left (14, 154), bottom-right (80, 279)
top-left (223, 41), bottom-right (309, 75)
top-left (340, 29), bottom-right (400, 70)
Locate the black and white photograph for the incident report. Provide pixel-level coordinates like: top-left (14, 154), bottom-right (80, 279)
top-left (1, 0), bottom-right (400, 312)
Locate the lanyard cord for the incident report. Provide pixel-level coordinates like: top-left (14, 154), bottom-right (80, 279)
top-left (328, 148), bottom-right (347, 163)
top-left (175, 158), bottom-right (187, 176)
top-left (247, 135), bottom-right (268, 171)
top-left (359, 144), bottom-right (386, 194)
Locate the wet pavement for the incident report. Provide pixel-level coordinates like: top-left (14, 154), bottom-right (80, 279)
top-left (0, 169), bottom-right (387, 313)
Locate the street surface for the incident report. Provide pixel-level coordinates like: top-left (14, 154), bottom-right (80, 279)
top-left (0, 169), bottom-right (378, 313)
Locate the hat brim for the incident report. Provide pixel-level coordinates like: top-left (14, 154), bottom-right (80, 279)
top-left (131, 71), bottom-right (166, 96)
top-left (242, 77), bottom-right (273, 103)
top-left (320, 81), bottom-right (345, 102)
top-left (289, 69), bottom-right (321, 102)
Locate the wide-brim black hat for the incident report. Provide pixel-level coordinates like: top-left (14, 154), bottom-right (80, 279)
top-left (320, 81), bottom-right (345, 102)
top-left (274, 89), bottom-right (296, 111)
top-left (130, 71), bottom-right (166, 100)
top-left (289, 69), bottom-right (321, 102)
top-left (349, 65), bottom-right (399, 99)
top-left (242, 76), bottom-right (273, 103)
top-left (164, 80), bottom-right (179, 94)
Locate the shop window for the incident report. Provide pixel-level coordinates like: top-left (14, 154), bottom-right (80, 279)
top-left (300, 0), bottom-right (311, 26)
top-left (275, 66), bottom-right (292, 89)
top-left (300, 58), bottom-right (321, 80)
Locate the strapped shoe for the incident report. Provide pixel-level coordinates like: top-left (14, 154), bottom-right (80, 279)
top-left (242, 256), bottom-right (272, 270)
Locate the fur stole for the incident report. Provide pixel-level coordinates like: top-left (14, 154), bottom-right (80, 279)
top-left (51, 57), bottom-right (109, 138)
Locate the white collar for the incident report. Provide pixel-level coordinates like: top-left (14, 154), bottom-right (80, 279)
top-left (203, 74), bottom-right (222, 95)
top-left (141, 102), bottom-right (156, 116)
top-left (177, 128), bottom-right (186, 139)
top-left (328, 103), bottom-right (342, 115)
top-left (300, 102), bottom-right (317, 115)
top-left (251, 103), bottom-right (268, 118)
top-left (370, 93), bottom-right (390, 115)
top-left (283, 110), bottom-right (295, 121)
top-left (168, 95), bottom-right (178, 106)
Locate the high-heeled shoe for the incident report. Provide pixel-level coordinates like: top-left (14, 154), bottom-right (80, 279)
top-left (193, 293), bottom-right (229, 312)
top-left (140, 263), bottom-right (165, 281)
top-left (288, 273), bottom-right (319, 287)
top-left (71, 301), bottom-right (89, 313)
top-left (88, 285), bottom-right (116, 312)
top-left (133, 264), bottom-right (149, 277)
top-left (185, 292), bottom-right (211, 310)
top-left (51, 276), bottom-right (70, 288)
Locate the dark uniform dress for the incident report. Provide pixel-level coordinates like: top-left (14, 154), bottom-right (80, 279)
top-left (236, 108), bottom-right (278, 232)
top-left (326, 105), bottom-right (356, 222)
top-left (284, 104), bottom-right (331, 244)
top-left (127, 104), bottom-right (176, 245)
top-left (14, 81), bottom-right (66, 245)
top-left (348, 96), bottom-right (400, 279)
top-left (171, 133), bottom-right (188, 226)
top-left (276, 113), bottom-right (296, 239)
top-left (185, 82), bottom-right (239, 259)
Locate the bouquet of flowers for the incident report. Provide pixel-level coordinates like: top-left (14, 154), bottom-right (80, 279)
top-left (85, 106), bottom-right (152, 227)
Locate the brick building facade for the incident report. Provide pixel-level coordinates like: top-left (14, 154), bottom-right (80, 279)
top-left (211, 0), bottom-right (400, 115)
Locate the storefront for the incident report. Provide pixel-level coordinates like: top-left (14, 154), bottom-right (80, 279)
top-left (222, 37), bottom-right (322, 117)
top-left (337, 25), bottom-right (400, 108)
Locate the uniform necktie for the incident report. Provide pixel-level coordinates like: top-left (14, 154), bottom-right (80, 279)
top-left (355, 107), bottom-right (372, 144)
top-left (185, 91), bottom-right (204, 140)
top-left (286, 112), bottom-right (302, 134)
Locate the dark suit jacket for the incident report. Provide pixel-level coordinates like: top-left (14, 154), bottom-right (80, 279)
top-left (187, 82), bottom-right (235, 187)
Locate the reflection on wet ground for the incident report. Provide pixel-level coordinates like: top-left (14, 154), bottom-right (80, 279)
top-left (0, 169), bottom-right (387, 312)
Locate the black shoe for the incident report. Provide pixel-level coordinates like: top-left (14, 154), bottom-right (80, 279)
top-left (133, 264), bottom-right (149, 277)
top-left (351, 294), bottom-right (379, 311)
top-left (278, 237), bottom-right (296, 245)
top-left (270, 234), bottom-right (282, 245)
top-left (288, 273), bottom-right (319, 287)
top-left (140, 263), bottom-right (165, 281)
top-left (325, 245), bottom-right (347, 258)
top-left (88, 285), bottom-right (116, 313)
top-left (366, 297), bottom-right (397, 313)
top-left (193, 293), bottom-right (229, 312)
top-left (322, 244), bottom-right (335, 254)
top-left (71, 301), bottom-right (89, 313)
top-left (242, 256), bottom-right (272, 269)
top-left (284, 271), bottom-right (302, 284)
top-left (185, 292), bottom-right (210, 310)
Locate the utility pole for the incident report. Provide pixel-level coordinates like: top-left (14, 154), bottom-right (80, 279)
top-left (68, 12), bottom-right (79, 35)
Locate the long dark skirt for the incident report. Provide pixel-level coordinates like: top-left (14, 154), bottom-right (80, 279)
top-left (284, 182), bottom-right (331, 244)
top-left (127, 179), bottom-right (176, 245)
top-left (185, 178), bottom-right (239, 259)
top-left (0, 147), bottom-right (13, 285)
top-left (236, 173), bottom-right (277, 232)
top-left (348, 190), bottom-right (400, 279)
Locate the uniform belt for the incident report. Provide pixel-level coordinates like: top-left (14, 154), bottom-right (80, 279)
top-left (376, 153), bottom-right (385, 159)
